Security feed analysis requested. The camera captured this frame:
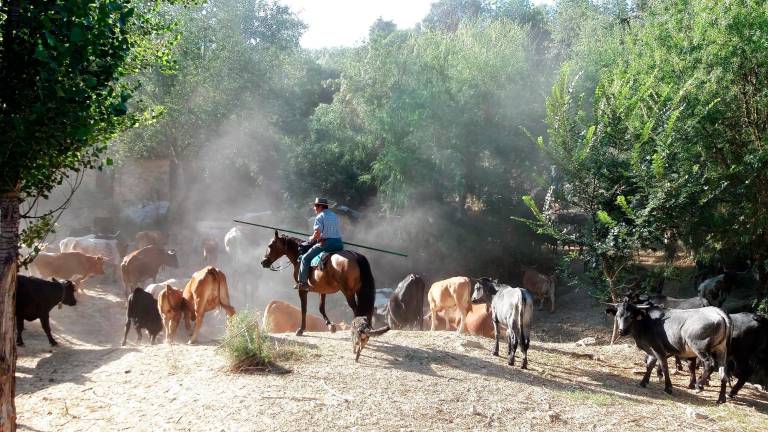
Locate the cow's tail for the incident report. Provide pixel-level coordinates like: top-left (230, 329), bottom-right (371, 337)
top-left (713, 307), bottom-right (733, 381)
top-left (216, 269), bottom-right (236, 317)
top-left (355, 253), bottom-right (375, 319)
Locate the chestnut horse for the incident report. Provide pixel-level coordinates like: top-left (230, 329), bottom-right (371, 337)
top-left (260, 231), bottom-right (375, 336)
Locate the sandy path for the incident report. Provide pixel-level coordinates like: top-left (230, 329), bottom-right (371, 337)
top-left (14, 281), bottom-right (768, 431)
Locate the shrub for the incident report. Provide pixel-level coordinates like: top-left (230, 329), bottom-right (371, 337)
top-left (220, 311), bottom-right (307, 373)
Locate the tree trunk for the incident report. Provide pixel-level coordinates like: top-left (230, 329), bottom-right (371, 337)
top-left (0, 191), bottom-right (20, 431)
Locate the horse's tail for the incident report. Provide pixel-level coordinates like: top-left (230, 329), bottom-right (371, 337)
top-left (355, 253), bottom-right (375, 318)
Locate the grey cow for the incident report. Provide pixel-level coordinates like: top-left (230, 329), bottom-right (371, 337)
top-left (471, 277), bottom-right (534, 368)
top-left (606, 299), bottom-right (732, 403)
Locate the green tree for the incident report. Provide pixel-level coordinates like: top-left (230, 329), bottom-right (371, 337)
top-left (0, 1), bottom-right (187, 427)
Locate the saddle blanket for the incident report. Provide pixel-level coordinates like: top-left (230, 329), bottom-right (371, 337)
top-left (311, 252), bottom-right (330, 268)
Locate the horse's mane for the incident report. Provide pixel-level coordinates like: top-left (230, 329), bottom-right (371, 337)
top-left (280, 235), bottom-right (302, 245)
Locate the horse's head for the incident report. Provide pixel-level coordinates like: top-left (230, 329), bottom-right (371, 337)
top-left (261, 230), bottom-right (293, 268)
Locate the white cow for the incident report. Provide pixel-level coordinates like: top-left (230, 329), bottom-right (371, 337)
top-left (145, 279), bottom-right (186, 299)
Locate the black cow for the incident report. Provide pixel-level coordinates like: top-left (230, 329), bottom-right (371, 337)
top-left (697, 273), bottom-right (736, 308)
top-left (725, 313), bottom-right (768, 398)
top-left (647, 294), bottom-right (710, 309)
top-left (385, 274), bottom-right (426, 330)
top-left (16, 275), bottom-right (77, 347)
top-left (606, 299), bottom-right (732, 403)
top-left (122, 287), bottom-right (163, 346)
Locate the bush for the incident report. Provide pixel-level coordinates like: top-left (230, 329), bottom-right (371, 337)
top-left (220, 311), bottom-right (306, 373)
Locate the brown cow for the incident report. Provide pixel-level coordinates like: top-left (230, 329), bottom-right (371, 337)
top-left (202, 238), bottom-right (218, 266)
top-left (522, 270), bottom-right (556, 313)
top-left (183, 266), bottom-right (236, 344)
top-left (121, 246), bottom-right (179, 299)
top-left (262, 300), bottom-right (330, 333)
top-left (428, 276), bottom-right (472, 333)
top-left (30, 251), bottom-right (106, 285)
top-left (428, 304), bottom-right (495, 337)
top-left (157, 285), bottom-right (195, 344)
top-left (135, 230), bottom-right (168, 250)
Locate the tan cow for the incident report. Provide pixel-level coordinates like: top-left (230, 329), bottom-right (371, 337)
top-left (183, 266), bottom-right (236, 344)
top-left (135, 230), bottom-right (168, 250)
top-left (30, 252), bottom-right (106, 285)
top-left (428, 303), bottom-right (495, 338)
top-left (120, 246), bottom-right (178, 299)
top-left (262, 300), bottom-right (330, 333)
top-left (428, 276), bottom-right (472, 333)
top-left (522, 270), bottom-right (556, 313)
top-left (157, 285), bottom-right (195, 344)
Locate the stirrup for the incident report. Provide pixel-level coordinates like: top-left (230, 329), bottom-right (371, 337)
top-left (295, 282), bottom-right (310, 292)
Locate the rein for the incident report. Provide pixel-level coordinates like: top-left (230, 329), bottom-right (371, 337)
top-left (268, 236), bottom-right (296, 272)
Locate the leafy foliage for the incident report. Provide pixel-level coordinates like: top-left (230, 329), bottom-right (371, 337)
top-left (1, 0), bottom-right (186, 197)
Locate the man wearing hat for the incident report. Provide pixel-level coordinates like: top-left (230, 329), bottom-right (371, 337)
top-left (296, 197), bottom-right (344, 291)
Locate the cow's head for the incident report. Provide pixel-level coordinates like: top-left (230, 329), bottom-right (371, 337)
top-left (93, 256), bottom-right (107, 275)
top-left (165, 249), bottom-right (179, 268)
top-left (261, 230), bottom-right (289, 268)
top-left (471, 277), bottom-right (498, 304)
top-left (605, 300), bottom-right (648, 336)
top-left (52, 278), bottom-right (77, 307)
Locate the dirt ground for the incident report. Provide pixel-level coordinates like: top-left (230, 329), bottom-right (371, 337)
top-left (14, 272), bottom-right (768, 432)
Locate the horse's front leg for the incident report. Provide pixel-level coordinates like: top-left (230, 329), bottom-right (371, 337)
top-left (296, 289), bottom-right (308, 336)
top-left (319, 294), bottom-right (336, 333)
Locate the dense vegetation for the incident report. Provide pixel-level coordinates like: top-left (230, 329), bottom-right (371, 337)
top-left (2, 0), bottom-right (767, 423)
top-left (104, 0), bottom-right (768, 299)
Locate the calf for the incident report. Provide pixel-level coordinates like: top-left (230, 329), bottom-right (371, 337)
top-left (157, 285), bottom-right (195, 344)
top-left (121, 245), bottom-right (179, 299)
top-left (428, 276), bottom-right (472, 333)
top-left (182, 266), bottom-right (236, 344)
top-left (123, 287), bottom-right (163, 346)
top-left (522, 270), bottom-right (556, 313)
top-left (698, 273), bottom-right (736, 308)
top-left (386, 274), bottom-right (426, 330)
top-left (16, 275), bottom-right (77, 346)
top-left (471, 277), bottom-right (534, 368)
top-left (262, 300), bottom-right (331, 333)
top-left (606, 300), bottom-right (731, 403)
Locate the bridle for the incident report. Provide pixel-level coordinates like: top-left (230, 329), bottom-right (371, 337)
top-left (266, 236), bottom-right (292, 272)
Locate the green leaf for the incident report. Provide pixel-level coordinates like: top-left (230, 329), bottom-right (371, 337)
top-left (70, 26), bottom-right (84, 43)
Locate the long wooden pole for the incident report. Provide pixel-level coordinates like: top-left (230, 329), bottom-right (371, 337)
top-left (233, 219), bottom-right (408, 257)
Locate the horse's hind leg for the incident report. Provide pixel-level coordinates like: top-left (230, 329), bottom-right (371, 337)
top-left (318, 294), bottom-right (336, 333)
top-left (343, 293), bottom-right (358, 316)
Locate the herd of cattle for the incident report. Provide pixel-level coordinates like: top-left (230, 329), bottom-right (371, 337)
top-left (14, 229), bottom-right (768, 405)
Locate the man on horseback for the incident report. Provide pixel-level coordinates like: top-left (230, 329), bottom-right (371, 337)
top-left (296, 197), bottom-right (343, 291)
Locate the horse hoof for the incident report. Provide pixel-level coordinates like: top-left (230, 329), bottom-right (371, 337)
top-left (665, 387), bottom-right (674, 395)
top-left (295, 329), bottom-right (304, 337)
top-left (329, 324), bottom-right (337, 333)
